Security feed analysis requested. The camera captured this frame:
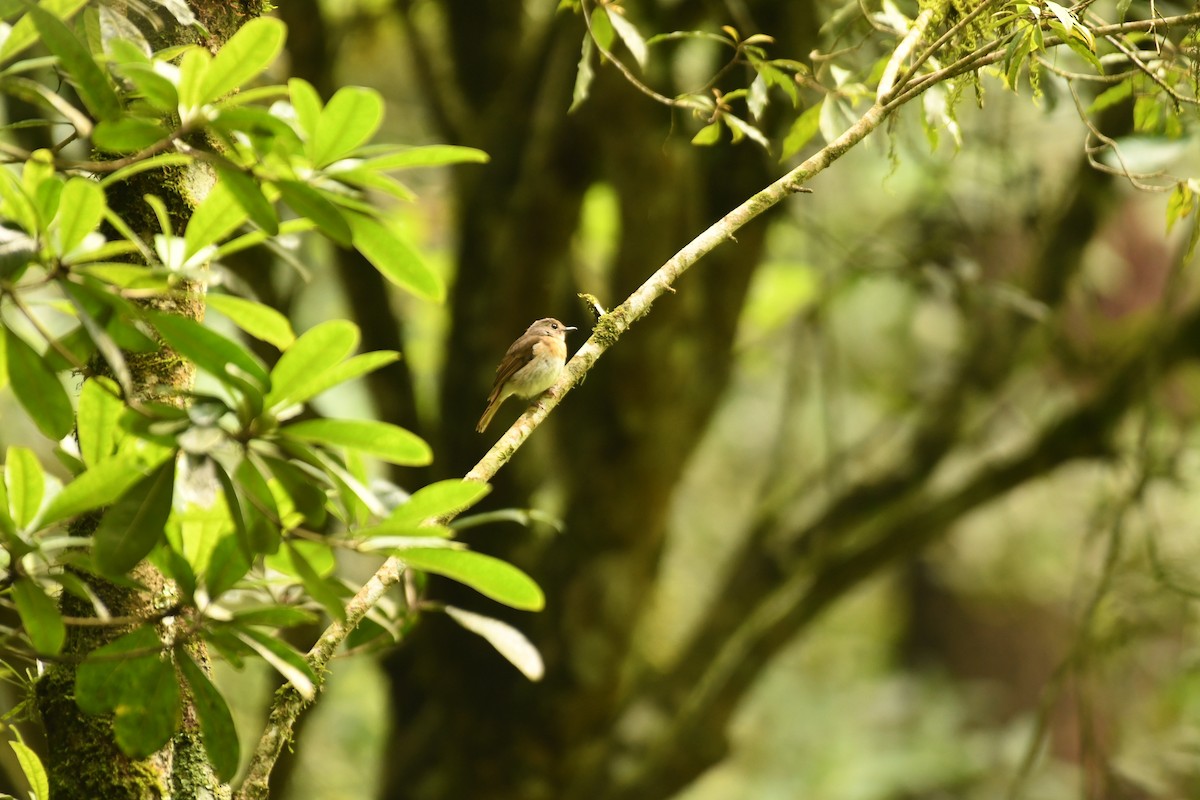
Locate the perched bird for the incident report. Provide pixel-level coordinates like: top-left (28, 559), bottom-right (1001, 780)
top-left (477, 317), bottom-right (576, 433)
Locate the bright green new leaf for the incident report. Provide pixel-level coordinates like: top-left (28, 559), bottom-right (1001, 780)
top-left (185, 181), bottom-right (248, 259)
top-left (275, 180), bottom-right (352, 245)
top-left (112, 652), bottom-right (180, 758)
top-left (179, 654), bottom-right (240, 781)
top-left (444, 605), bottom-right (544, 681)
top-left (312, 86), bottom-right (383, 167)
top-left (76, 376), bottom-right (123, 466)
top-left (175, 46), bottom-right (211, 113)
top-left (41, 452), bottom-right (168, 527)
top-left (29, 4), bottom-right (122, 121)
top-left (91, 117), bottom-right (170, 153)
top-left (5, 445), bottom-right (44, 530)
top-left (606, 5), bottom-right (647, 68)
top-left (200, 16), bottom-right (286, 103)
top-left (569, 33), bottom-right (595, 113)
top-left (265, 319), bottom-right (359, 409)
top-left (287, 77), bottom-right (323, 139)
top-left (4, 328), bottom-right (74, 441)
top-left (10, 736), bottom-right (49, 800)
top-left (93, 460), bottom-right (175, 576)
top-left (54, 177), bottom-right (105, 255)
top-left (0, 0), bottom-right (90, 63)
top-left (283, 418), bottom-right (432, 466)
top-left (12, 578), bottom-right (65, 655)
top-left (272, 350), bottom-right (399, 412)
top-left (206, 294), bottom-right (296, 350)
top-left (362, 145), bottom-right (489, 171)
top-left (346, 211), bottom-right (443, 302)
top-left (146, 310), bottom-right (270, 393)
top-left (213, 164), bottom-right (278, 236)
top-left (236, 627), bottom-right (316, 700)
top-left (388, 480), bottom-right (491, 527)
top-left (74, 625), bottom-right (163, 715)
top-left (782, 100), bottom-right (824, 160)
top-left (691, 121), bottom-right (721, 146)
top-left (400, 548), bottom-right (545, 611)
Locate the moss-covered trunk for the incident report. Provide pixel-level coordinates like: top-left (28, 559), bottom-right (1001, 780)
top-left (33, 4), bottom-right (267, 798)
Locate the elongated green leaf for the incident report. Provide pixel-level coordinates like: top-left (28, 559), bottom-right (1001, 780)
top-left (203, 531), bottom-right (252, 599)
top-left (345, 212), bottom-right (443, 301)
top-left (205, 294), bottom-right (295, 350)
top-left (93, 460), bottom-right (175, 576)
top-left (362, 145), bottom-right (489, 171)
top-left (184, 182), bottom-right (247, 260)
top-left (287, 77), bottom-right (322, 139)
top-left (283, 419), bottom-right (432, 466)
top-left (388, 480), bottom-right (490, 527)
top-left (400, 548), bottom-right (544, 610)
top-left (5, 445), bottom-right (44, 530)
top-left (213, 163), bottom-right (277, 236)
top-left (91, 117), bottom-right (169, 153)
top-left (4, 328), bottom-right (74, 440)
top-left (41, 452), bottom-right (167, 527)
top-left (29, 4), bottom-right (122, 120)
top-left (282, 541), bottom-right (345, 622)
top-left (76, 376), bottom-right (122, 466)
top-left (179, 654), bottom-right (239, 781)
top-left (312, 86), bottom-right (383, 166)
top-left (0, 0), bottom-right (90, 63)
top-left (233, 457), bottom-right (280, 555)
top-left (275, 180), bottom-right (351, 245)
top-left (444, 605), bottom-right (544, 680)
top-left (200, 16), bottom-right (286, 103)
top-left (12, 578), bottom-right (65, 655)
top-left (10, 737), bottom-right (49, 800)
top-left (265, 319), bottom-right (359, 408)
top-left (273, 350), bottom-right (399, 412)
top-left (113, 652), bottom-right (180, 757)
top-left (237, 628), bottom-right (316, 700)
top-left (55, 177), bottom-right (105, 256)
top-left (146, 310), bottom-right (270, 392)
top-left (74, 626), bottom-right (162, 714)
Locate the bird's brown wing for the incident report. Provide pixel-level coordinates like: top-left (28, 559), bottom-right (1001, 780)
top-left (487, 335), bottom-right (536, 401)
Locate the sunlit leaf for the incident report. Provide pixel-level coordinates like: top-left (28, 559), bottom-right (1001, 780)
top-left (4, 328), bottom-right (74, 440)
top-left (9, 737), bottom-right (48, 800)
top-left (236, 628), bottom-right (316, 700)
top-left (275, 180), bottom-right (351, 245)
top-left (283, 419), bottom-right (432, 466)
top-left (387, 480), bottom-right (491, 527)
top-left (41, 452), bottom-right (167, 527)
top-left (29, 4), bottom-right (122, 120)
top-left (444, 605), bottom-right (544, 681)
top-left (5, 445), bottom-right (44, 530)
top-left (312, 86), bottom-right (383, 167)
top-left (265, 319), bottom-right (359, 409)
top-left (12, 578), bottom-right (65, 655)
top-left (400, 548), bottom-right (544, 610)
top-left (205, 293), bottom-right (295, 350)
top-left (54, 177), bottom-right (105, 256)
top-left (345, 211), bottom-right (443, 302)
top-left (200, 16), bottom-right (286, 103)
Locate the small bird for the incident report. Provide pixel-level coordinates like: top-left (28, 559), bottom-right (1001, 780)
top-left (477, 317), bottom-right (577, 433)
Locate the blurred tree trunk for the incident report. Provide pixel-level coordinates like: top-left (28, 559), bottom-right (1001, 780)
top-left (380, 2), bottom-right (820, 798)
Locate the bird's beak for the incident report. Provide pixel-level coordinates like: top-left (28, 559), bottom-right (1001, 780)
top-left (565, 326), bottom-right (578, 332)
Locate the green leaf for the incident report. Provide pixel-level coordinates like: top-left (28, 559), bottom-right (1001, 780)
top-left (569, 33), bottom-right (594, 114)
top-left (361, 145), bottom-right (489, 171)
top-left (113, 652), bottom-right (180, 757)
top-left (230, 605), bottom-right (319, 628)
top-left (272, 350), bottom-right (399, 412)
top-left (691, 121), bottom-right (721, 146)
top-left (10, 737), bottom-right (49, 800)
top-left (312, 86), bottom-right (383, 167)
top-left (5, 445), bottom-right (44, 530)
top-left (28, 4), bottom-right (122, 120)
top-left (213, 164), bottom-right (278, 236)
top-left (589, 5), bottom-right (615, 51)
top-left (93, 459), bottom-right (175, 576)
top-left (76, 376), bottom-right (123, 466)
top-left (91, 117), bottom-right (170, 153)
top-left (4, 328), bottom-right (74, 440)
top-left (606, 6), bottom-right (647, 68)
top-left (283, 419), bottom-right (432, 466)
top-left (54, 177), bottom-right (105, 255)
top-left (345, 212), bottom-right (443, 302)
top-left (236, 627), bottom-right (316, 700)
top-left (200, 16), bottom-right (286, 103)
top-left (281, 541), bottom-right (345, 622)
top-left (184, 181), bottom-right (247, 259)
top-left (178, 654), bottom-right (239, 781)
top-left (782, 100), bottom-right (824, 160)
top-left (74, 626), bottom-right (162, 715)
top-left (400, 548), bottom-right (544, 610)
top-left (146, 310), bottom-right (270, 393)
top-left (203, 532), bottom-right (252, 599)
top-left (41, 452), bottom-right (167, 527)
top-left (265, 319), bottom-right (359, 408)
top-left (444, 605), bottom-right (544, 680)
top-left (287, 77), bottom-right (323, 139)
top-left (233, 456), bottom-right (281, 555)
top-left (388, 480), bottom-right (491, 527)
top-left (0, 0), bottom-right (90, 63)
top-left (205, 294), bottom-right (295, 350)
top-left (12, 578), bottom-right (65, 655)
top-left (1087, 79), bottom-right (1132, 115)
top-left (275, 180), bottom-right (352, 245)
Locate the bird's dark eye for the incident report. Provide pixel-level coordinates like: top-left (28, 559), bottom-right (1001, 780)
top-left (551, 323), bottom-right (558, 329)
